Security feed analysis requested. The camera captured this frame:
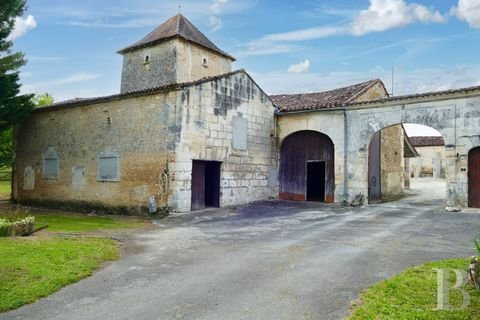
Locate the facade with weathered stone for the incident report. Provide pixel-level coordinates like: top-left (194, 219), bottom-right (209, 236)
top-left (12, 14), bottom-right (480, 212)
top-left (14, 15), bottom-right (276, 214)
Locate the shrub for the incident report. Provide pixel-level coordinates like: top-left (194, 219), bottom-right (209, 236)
top-left (0, 215), bottom-right (35, 237)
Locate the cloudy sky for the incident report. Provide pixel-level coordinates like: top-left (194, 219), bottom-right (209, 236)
top-left (10, 0), bottom-right (480, 120)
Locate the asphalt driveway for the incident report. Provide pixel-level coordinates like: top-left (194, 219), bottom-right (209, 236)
top-left (4, 179), bottom-right (480, 320)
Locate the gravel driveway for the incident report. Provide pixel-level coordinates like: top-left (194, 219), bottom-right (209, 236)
top-left (4, 178), bottom-right (480, 320)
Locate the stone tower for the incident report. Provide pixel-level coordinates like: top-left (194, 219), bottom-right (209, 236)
top-left (118, 14), bottom-right (235, 93)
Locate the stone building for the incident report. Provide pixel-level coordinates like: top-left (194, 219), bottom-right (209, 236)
top-left (14, 15), bottom-right (277, 213)
top-left (272, 80), bottom-right (415, 204)
top-left (409, 136), bottom-right (446, 178)
top-left (12, 14), bottom-right (480, 212)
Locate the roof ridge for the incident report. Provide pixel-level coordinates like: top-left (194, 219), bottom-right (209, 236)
top-left (35, 69), bottom-right (250, 112)
top-left (117, 14), bottom-right (235, 61)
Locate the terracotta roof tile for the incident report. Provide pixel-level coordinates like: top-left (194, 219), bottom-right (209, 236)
top-left (271, 79), bottom-right (383, 112)
top-left (118, 14), bottom-right (235, 61)
top-left (409, 136), bottom-right (445, 147)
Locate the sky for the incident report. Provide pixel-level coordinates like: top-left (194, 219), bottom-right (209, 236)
top-left (9, 0), bottom-right (480, 136)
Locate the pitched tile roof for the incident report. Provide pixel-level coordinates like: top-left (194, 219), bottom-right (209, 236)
top-left (409, 136), bottom-right (445, 147)
top-left (117, 14), bottom-right (235, 61)
top-left (33, 69), bottom-right (273, 113)
top-left (270, 79), bottom-right (384, 113)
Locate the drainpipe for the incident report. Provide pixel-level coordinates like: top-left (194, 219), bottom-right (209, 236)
top-left (343, 109), bottom-right (348, 203)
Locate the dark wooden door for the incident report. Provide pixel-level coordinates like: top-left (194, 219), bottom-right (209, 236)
top-left (191, 161), bottom-right (206, 211)
top-left (468, 147), bottom-right (480, 208)
top-left (368, 131), bottom-right (381, 203)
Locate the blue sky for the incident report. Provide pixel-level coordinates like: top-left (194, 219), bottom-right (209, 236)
top-left (10, 0), bottom-right (480, 108)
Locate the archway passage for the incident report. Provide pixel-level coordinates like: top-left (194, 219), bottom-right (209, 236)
top-left (367, 124), bottom-right (447, 204)
top-left (279, 131), bottom-right (334, 203)
top-left (468, 147), bottom-right (480, 208)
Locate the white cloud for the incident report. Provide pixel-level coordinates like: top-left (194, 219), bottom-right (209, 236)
top-left (209, 0), bottom-right (229, 32)
top-left (451, 0), bottom-right (480, 28)
top-left (53, 73), bottom-right (102, 85)
top-left (210, 0), bottom-right (229, 14)
top-left (288, 60), bottom-right (311, 74)
top-left (250, 64), bottom-right (480, 97)
top-left (350, 0), bottom-right (446, 35)
top-left (209, 16), bottom-right (223, 32)
top-left (237, 44), bottom-right (301, 57)
top-left (7, 15), bottom-right (37, 41)
top-left (245, 0), bottom-right (447, 56)
top-left (260, 26), bottom-right (346, 43)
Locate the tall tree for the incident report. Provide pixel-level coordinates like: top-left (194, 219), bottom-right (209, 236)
top-left (33, 92), bottom-right (54, 107)
top-left (0, 0), bottom-right (35, 134)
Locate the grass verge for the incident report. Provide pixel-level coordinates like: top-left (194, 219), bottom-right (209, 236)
top-left (0, 180), bottom-right (10, 198)
top-left (0, 237), bottom-right (118, 311)
top-left (32, 212), bottom-right (148, 233)
top-left (348, 258), bottom-right (480, 320)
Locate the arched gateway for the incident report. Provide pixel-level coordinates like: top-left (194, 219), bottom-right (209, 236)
top-left (279, 131), bottom-right (335, 203)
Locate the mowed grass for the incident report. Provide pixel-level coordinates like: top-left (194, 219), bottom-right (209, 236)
top-left (0, 237), bottom-right (118, 312)
top-left (0, 208), bottom-right (151, 312)
top-left (348, 258), bottom-right (480, 320)
top-left (32, 212), bottom-right (148, 233)
top-left (0, 180), bottom-right (10, 197)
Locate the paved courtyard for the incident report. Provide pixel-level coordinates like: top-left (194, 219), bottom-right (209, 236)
top-left (4, 178), bottom-right (480, 320)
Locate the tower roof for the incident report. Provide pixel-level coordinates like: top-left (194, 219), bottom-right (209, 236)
top-left (117, 14), bottom-right (235, 61)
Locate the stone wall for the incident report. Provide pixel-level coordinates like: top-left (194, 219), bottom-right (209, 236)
top-left (175, 39), bottom-right (232, 85)
top-left (169, 71), bottom-right (278, 211)
top-left (277, 112), bottom-right (346, 203)
top-left (380, 125), bottom-right (404, 196)
top-left (14, 92), bottom-right (178, 213)
top-left (344, 94), bottom-right (480, 208)
top-left (120, 40), bottom-right (177, 93)
top-left (120, 38), bottom-right (232, 93)
top-left (410, 146), bottom-right (446, 178)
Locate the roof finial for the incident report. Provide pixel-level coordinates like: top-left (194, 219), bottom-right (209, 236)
top-left (178, 4), bottom-right (181, 15)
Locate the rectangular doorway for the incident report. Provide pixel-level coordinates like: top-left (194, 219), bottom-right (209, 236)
top-left (306, 161), bottom-right (326, 202)
top-left (191, 160), bottom-right (221, 211)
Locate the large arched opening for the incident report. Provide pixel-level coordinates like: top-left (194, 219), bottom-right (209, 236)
top-left (279, 130), bottom-right (335, 203)
top-left (367, 123), bottom-right (446, 204)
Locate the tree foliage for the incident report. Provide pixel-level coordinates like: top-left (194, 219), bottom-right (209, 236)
top-left (0, 0), bottom-right (36, 168)
top-left (33, 92), bottom-right (54, 107)
top-left (0, 0), bottom-right (35, 133)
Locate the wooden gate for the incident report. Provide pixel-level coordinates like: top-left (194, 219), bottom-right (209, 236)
top-left (468, 147), bottom-right (480, 208)
top-left (368, 131), bottom-right (381, 203)
top-left (279, 131), bottom-right (334, 203)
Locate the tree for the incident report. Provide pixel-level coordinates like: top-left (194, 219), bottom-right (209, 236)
top-left (33, 92), bottom-right (54, 107)
top-left (0, 0), bottom-right (35, 134)
top-left (0, 92), bottom-right (52, 168)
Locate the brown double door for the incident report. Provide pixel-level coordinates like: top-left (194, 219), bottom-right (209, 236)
top-left (469, 147), bottom-right (480, 208)
top-left (191, 160), bottom-right (221, 211)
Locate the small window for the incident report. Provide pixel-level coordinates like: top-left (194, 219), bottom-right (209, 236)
top-left (144, 55), bottom-right (150, 64)
top-left (97, 152), bottom-right (120, 182)
top-left (43, 147), bottom-right (59, 179)
top-left (202, 57), bottom-right (208, 66)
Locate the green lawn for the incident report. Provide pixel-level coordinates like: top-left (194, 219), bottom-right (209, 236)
top-left (0, 209), bottom-right (151, 312)
top-left (0, 237), bottom-right (118, 311)
top-left (348, 259), bottom-right (480, 320)
top-left (0, 180), bottom-right (10, 197)
top-left (32, 212), bottom-right (148, 233)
